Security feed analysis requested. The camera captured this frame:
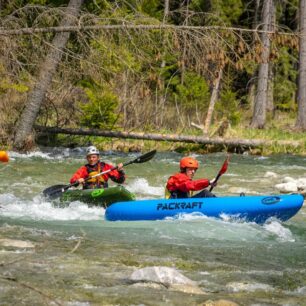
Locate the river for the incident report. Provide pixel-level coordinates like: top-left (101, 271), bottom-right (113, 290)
top-left (0, 148), bottom-right (305, 305)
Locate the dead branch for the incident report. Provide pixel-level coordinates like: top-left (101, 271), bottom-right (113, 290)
top-left (0, 24), bottom-right (298, 36)
top-left (34, 125), bottom-right (302, 149)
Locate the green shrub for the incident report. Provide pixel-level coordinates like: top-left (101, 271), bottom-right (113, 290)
top-left (217, 89), bottom-right (241, 125)
top-left (170, 71), bottom-right (210, 115)
top-left (79, 83), bottom-right (119, 129)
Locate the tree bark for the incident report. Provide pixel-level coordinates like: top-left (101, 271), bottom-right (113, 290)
top-left (13, 0), bottom-right (84, 151)
top-left (203, 67), bottom-right (223, 135)
top-left (251, 0), bottom-right (274, 128)
top-left (34, 125), bottom-right (302, 149)
top-left (266, 3), bottom-right (276, 113)
top-left (296, 0), bottom-right (306, 130)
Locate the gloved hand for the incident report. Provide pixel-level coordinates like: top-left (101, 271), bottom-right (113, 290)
top-left (78, 178), bottom-right (85, 184)
top-left (209, 178), bottom-right (217, 188)
top-left (117, 163), bottom-right (124, 171)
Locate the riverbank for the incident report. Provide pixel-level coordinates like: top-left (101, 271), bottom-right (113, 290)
top-left (33, 125), bottom-right (305, 156)
top-left (4, 113), bottom-right (306, 155)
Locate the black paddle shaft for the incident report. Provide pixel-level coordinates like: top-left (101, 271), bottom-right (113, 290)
top-left (43, 150), bottom-right (157, 199)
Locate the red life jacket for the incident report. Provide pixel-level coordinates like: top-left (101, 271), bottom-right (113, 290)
top-left (165, 172), bottom-right (210, 199)
top-left (70, 161), bottom-right (125, 189)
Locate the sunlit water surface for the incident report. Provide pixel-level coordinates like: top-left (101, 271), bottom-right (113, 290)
top-left (0, 148), bottom-right (305, 305)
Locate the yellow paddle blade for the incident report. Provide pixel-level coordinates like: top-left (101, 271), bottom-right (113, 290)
top-left (0, 151), bottom-right (9, 163)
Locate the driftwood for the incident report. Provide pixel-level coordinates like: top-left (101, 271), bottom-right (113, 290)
top-left (34, 125), bottom-right (302, 149)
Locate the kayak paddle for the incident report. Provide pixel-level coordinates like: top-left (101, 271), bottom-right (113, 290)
top-left (43, 149), bottom-right (157, 199)
top-left (209, 155), bottom-right (230, 192)
top-left (0, 151), bottom-right (9, 163)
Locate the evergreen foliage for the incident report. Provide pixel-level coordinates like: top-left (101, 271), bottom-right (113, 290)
top-left (0, 0), bottom-right (305, 149)
top-left (78, 81), bottom-right (119, 129)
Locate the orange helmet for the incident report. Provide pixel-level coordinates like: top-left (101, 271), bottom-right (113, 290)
top-left (180, 157), bottom-right (199, 169)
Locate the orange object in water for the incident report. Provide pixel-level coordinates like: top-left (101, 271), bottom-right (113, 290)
top-left (0, 151), bottom-right (9, 163)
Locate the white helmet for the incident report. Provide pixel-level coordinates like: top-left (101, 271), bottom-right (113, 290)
top-left (86, 146), bottom-right (100, 156)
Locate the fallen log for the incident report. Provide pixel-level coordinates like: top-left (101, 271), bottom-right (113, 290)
top-left (34, 125), bottom-right (302, 149)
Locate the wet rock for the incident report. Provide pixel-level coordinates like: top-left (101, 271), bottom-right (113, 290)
top-left (170, 283), bottom-right (205, 294)
top-left (297, 178), bottom-right (306, 192)
top-left (201, 299), bottom-right (239, 306)
top-left (0, 238), bottom-right (35, 248)
top-left (130, 266), bottom-right (205, 294)
top-left (264, 171), bottom-right (278, 178)
top-left (226, 281), bottom-right (273, 292)
top-left (283, 176), bottom-right (295, 183)
top-left (275, 177), bottom-right (306, 195)
top-left (130, 266), bottom-right (196, 286)
top-left (275, 181), bottom-right (298, 193)
top-left (131, 282), bottom-right (165, 290)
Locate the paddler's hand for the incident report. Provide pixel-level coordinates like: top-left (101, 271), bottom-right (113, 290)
top-left (77, 178), bottom-right (85, 185)
top-left (117, 163), bottom-right (124, 172)
top-left (209, 178), bottom-right (217, 188)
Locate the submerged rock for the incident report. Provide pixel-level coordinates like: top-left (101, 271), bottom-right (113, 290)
top-left (170, 283), bottom-right (205, 294)
top-left (264, 171), bottom-right (278, 178)
top-left (226, 281), bottom-right (273, 292)
top-left (202, 299), bottom-right (239, 306)
top-left (0, 238), bottom-right (35, 248)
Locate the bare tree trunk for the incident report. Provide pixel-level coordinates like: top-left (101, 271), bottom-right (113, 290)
top-left (296, 0), bottom-right (306, 130)
top-left (251, 0), bottom-right (274, 128)
top-left (13, 0), bottom-right (84, 151)
top-left (156, 0), bottom-right (170, 127)
top-left (248, 0), bottom-right (260, 111)
top-left (266, 63), bottom-right (274, 113)
top-left (35, 125), bottom-right (302, 149)
top-left (203, 67), bottom-right (223, 135)
top-left (253, 0), bottom-right (261, 29)
top-left (266, 2), bottom-right (276, 114)
top-left (122, 70), bottom-right (129, 128)
top-left (248, 81), bottom-right (256, 111)
top-left (180, 0), bottom-right (190, 85)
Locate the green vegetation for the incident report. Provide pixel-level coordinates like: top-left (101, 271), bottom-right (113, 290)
top-left (0, 0), bottom-right (305, 154)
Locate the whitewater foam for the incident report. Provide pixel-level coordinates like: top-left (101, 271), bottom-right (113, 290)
top-left (0, 194), bottom-right (103, 221)
top-left (263, 220), bottom-right (295, 242)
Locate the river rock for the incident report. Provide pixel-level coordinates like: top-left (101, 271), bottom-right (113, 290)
top-left (264, 171), bottom-right (278, 178)
top-left (297, 178), bottom-right (306, 190)
top-left (170, 283), bottom-right (205, 294)
top-left (202, 299), bottom-right (239, 306)
top-left (275, 181), bottom-right (298, 193)
top-left (130, 266), bottom-right (196, 286)
top-left (283, 176), bottom-right (296, 183)
top-left (0, 238), bottom-right (35, 248)
top-left (275, 177), bottom-right (306, 195)
top-left (226, 281), bottom-right (273, 292)
top-left (131, 282), bottom-right (205, 294)
top-left (130, 266), bottom-right (205, 294)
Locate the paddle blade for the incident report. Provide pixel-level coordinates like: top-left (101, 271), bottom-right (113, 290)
top-left (129, 150), bottom-right (157, 165)
top-left (219, 156), bottom-right (230, 175)
top-left (0, 151), bottom-right (9, 163)
top-left (43, 184), bottom-right (68, 199)
top-left (209, 155), bottom-right (230, 192)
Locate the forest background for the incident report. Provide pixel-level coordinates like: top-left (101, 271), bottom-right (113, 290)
top-left (0, 0), bottom-right (306, 155)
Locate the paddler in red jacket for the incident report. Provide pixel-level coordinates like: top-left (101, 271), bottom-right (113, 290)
top-left (165, 157), bottom-right (216, 199)
top-left (70, 146), bottom-right (125, 189)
